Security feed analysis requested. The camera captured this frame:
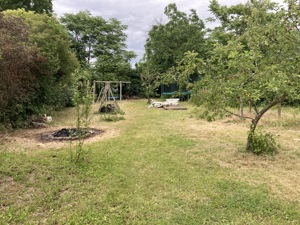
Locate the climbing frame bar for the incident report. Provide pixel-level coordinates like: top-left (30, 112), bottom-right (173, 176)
top-left (93, 81), bottom-right (131, 104)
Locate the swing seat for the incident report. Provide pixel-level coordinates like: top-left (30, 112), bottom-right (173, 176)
top-left (109, 96), bottom-right (119, 100)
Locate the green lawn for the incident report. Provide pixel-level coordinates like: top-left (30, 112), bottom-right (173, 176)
top-left (1, 100), bottom-right (300, 224)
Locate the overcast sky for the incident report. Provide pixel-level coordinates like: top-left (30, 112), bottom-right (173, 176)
top-left (52, 0), bottom-right (284, 65)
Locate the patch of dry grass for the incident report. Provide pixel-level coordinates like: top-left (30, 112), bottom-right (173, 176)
top-left (169, 106), bottom-right (300, 203)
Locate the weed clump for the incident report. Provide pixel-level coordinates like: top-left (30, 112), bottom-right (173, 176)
top-left (248, 130), bottom-right (278, 155)
top-left (99, 109), bottom-right (125, 122)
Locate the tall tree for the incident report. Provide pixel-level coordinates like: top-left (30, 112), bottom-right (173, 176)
top-left (168, 0), bottom-right (300, 153)
top-left (144, 3), bottom-right (206, 74)
top-left (60, 11), bottom-right (107, 67)
top-left (138, 62), bottom-right (161, 104)
top-left (1, 0), bottom-right (53, 14)
top-left (60, 11), bottom-right (136, 81)
top-left (93, 18), bottom-right (136, 81)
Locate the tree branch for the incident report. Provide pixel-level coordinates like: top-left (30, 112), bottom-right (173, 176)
top-left (222, 107), bottom-right (253, 120)
top-left (212, 102), bottom-right (254, 120)
top-left (250, 99), bottom-right (259, 114)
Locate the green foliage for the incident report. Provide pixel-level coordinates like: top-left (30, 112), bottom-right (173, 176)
top-left (191, 107), bottom-right (226, 122)
top-left (98, 107), bottom-right (125, 123)
top-left (6, 9), bottom-right (80, 77)
top-left (248, 130), bottom-right (278, 155)
top-left (99, 114), bottom-right (125, 122)
top-left (70, 70), bottom-right (94, 162)
top-left (74, 71), bottom-right (93, 129)
top-left (144, 3), bottom-right (206, 74)
top-left (172, 1), bottom-right (300, 152)
top-left (60, 10), bottom-right (107, 68)
top-left (0, 10), bottom-right (79, 127)
top-left (126, 68), bottom-right (144, 97)
top-left (60, 11), bottom-right (136, 82)
top-left (60, 11), bottom-right (139, 97)
top-left (138, 63), bottom-right (161, 103)
top-left (0, 13), bottom-right (37, 127)
top-left (1, 0), bottom-right (53, 15)
top-left (93, 53), bottom-right (135, 82)
top-left (163, 51), bottom-right (204, 94)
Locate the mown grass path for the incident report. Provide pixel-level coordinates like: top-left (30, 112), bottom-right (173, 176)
top-left (1, 100), bottom-right (300, 224)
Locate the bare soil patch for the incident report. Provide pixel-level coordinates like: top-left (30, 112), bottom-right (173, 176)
top-left (40, 128), bottom-right (103, 142)
top-left (0, 105), bottom-right (124, 151)
top-left (0, 126), bottom-right (112, 152)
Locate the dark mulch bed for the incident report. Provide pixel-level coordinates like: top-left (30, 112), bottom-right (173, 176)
top-left (40, 128), bottom-right (103, 142)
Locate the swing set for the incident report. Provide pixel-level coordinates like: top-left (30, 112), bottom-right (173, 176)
top-left (93, 81), bottom-right (131, 111)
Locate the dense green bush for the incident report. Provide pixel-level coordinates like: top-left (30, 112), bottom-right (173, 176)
top-left (0, 13), bottom-right (37, 127)
top-left (0, 10), bottom-right (79, 127)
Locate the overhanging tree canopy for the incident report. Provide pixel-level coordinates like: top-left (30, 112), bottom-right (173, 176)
top-left (167, 0), bottom-right (300, 153)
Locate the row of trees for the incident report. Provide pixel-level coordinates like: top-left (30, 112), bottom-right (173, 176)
top-left (141, 0), bottom-right (300, 153)
top-left (2, 0), bottom-right (300, 152)
top-left (0, 1), bottom-right (140, 128)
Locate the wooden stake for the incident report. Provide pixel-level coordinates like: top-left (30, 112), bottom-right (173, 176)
top-left (278, 103), bottom-right (282, 117)
top-left (120, 81), bottom-right (123, 101)
top-left (93, 80), bottom-right (96, 104)
top-left (240, 95), bottom-right (243, 118)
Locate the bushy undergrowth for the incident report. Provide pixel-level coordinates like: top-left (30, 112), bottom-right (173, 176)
top-left (99, 109), bottom-right (125, 122)
top-left (248, 130), bottom-right (278, 155)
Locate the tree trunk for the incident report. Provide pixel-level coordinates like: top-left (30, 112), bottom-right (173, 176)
top-left (147, 95), bottom-right (151, 104)
top-left (249, 100), bottom-right (252, 113)
top-left (246, 118), bottom-right (259, 151)
top-left (239, 83), bottom-right (244, 118)
top-left (278, 103), bottom-right (282, 117)
top-left (240, 95), bottom-right (243, 118)
top-left (246, 99), bottom-right (283, 151)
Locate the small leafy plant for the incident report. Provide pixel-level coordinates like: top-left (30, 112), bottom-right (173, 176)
top-left (70, 70), bottom-right (93, 162)
top-left (99, 109), bottom-right (125, 122)
top-left (248, 130), bottom-right (278, 155)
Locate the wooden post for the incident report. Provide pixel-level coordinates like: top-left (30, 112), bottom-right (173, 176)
top-left (240, 95), bottom-right (243, 118)
top-left (278, 103), bottom-right (282, 117)
top-left (94, 80), bottom-right (131, 102)
top-left (239, 83), bottom-right (244, 119)
top-left (249, 100), bottom-right (252, 113)
top-left (93, 80), bottom-right (96, 104)
top-left (105, 82), bottom-right (111, 101)
top-left (120, 81), bottom-right (123, 101)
